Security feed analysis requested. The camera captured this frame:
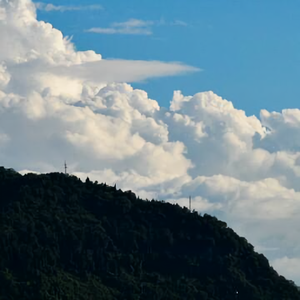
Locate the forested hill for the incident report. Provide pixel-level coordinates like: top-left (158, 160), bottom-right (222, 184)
top-left (0, 167), bottom-right (299, 300)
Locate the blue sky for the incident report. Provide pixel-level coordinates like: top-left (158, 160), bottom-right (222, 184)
top-left (37, 0), bottom-right (300, 116)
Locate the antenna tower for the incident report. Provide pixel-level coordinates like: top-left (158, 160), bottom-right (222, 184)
top-left (189, 196), bottom-right (192, 211)
top-left (64, 161), bottom-right (68, 174)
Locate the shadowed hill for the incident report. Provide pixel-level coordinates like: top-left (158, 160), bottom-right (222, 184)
top-left (0, 167), bottom-right (299, 300)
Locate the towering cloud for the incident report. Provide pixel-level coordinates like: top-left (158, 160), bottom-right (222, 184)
top-left (1, 0), bottom-right (300, 284)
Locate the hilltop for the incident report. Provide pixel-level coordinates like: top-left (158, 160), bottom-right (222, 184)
top-left (0, 167), bottom-right (299, 300)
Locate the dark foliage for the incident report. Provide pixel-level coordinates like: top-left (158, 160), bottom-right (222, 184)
top-left (0, 167), bottom-right (299, 299)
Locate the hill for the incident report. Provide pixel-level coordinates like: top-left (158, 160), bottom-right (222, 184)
top-left (0, 167), bottom-right (299, 300)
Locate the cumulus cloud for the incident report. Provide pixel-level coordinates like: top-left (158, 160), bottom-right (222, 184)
top-left (2, 0), bottom-right (300, 285)
top-left (0, 0), bottom-right (197, 98)
top-left (35, 3), bottom-right (103, 12)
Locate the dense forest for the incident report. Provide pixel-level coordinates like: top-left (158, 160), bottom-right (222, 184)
top-left (0, 167), bottom-right (299, 300)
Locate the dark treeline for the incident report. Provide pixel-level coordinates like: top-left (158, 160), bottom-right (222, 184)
top-left (0, 167), bottom-right (299, 299)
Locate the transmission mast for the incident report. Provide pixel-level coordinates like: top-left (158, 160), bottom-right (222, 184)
top-left (64, 161), bottom-right (68, 175)
top-left (189, 196), bottom-right (192, 211)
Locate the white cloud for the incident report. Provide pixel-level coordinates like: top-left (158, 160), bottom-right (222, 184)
top-left (87, 18), bottom-right (189, 35)
top-left (0, 1), bottom-right (197, 98)
top-left (3, 0), bottom-right (300, 285)
top-left (35, 2), bottom-right (103, 12)
top-left (272, 257), bottom-right (300, 284)
top-left (171, 20), bottom-right (188, 27)
top-left (50, 60), bottom-right (199, 86)
top-left (87, 19), bottom-right (154, 35)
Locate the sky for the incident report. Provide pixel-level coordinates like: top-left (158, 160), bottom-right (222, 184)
top-left (36, 0), bottom-right (300, 117)
top-left (2, 0), bottom-right (300, 285)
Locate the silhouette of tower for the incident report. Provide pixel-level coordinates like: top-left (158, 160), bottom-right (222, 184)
top-left (64, 161), bottom-right (68, 175)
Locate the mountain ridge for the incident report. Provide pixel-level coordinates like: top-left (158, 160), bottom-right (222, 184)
top-left (0, 167), bottom-right (299, 300)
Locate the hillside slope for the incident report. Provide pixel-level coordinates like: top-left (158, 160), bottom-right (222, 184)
top-left (0, 167), bottom-right (299, 300)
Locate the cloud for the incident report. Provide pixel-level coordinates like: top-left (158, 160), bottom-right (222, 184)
top-left (35, 2), bottom-right (103, 12)
top-left (3, 0), bottom-right (300, 285)
top-left (0, 1), bottom-right (197, 97)
top-left (86, 18), bottom-right (189, 35)
top-left (87, 19), bottom-right (154, 35)
top-left (171, 20), bottom-right (188, 26)
top-left (272, 257), bottom-right (300, 284)
top-left (50, 59), bottom-right (198, 84)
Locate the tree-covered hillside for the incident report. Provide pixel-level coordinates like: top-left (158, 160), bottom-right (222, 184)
top-left (0, 167), bottom-right (299, 300)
